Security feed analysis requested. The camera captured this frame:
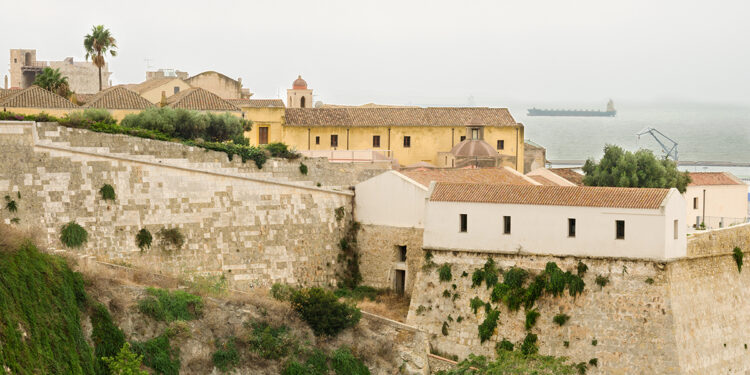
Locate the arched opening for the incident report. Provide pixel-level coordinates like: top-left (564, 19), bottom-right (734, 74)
top-left (24, 52), bottom-right (31, 66)
top-left (300, 96), bottom-right (306, 108)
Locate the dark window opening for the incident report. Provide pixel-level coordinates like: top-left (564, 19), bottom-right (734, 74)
top-left (394, 269), bottom-right (405, 294)
top-left (258, 127), bottom-right (269, 144)
top-left (315, 136), bottom-right (320, 145)
top-left (472, 128), bottom-right (479, 140)
top-left (459, 214), bottom-right (468, 232)
top-left (460, 135), bottom-right (466, 142)
top-left (373, 135), bottom-right (381, 148)
top-left (616, 220), bottom-right (625, 239)
top-left (693, 197), bottom-right (698, 209)
top-left (397, 245), bottom-right (407, 262)
top-left (331, 134), bottom-right (338, 147)
top-left (300, 96), bottom-right (306, 108)
top-left (403, 136), bottom-right (411, 148)
top-left (503, 216), bottom-right (511, 234)
top-left (173, 86), bottom-right (180, 94)
top-left (568, 218), bottom-right (576, 237)
top-left (497, 140), bottom-right (505, 150)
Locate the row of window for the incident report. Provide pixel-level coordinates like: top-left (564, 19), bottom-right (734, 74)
top-left (308, 135), bottom-right (505, 149)
top-left (458, 215), bottom-right (630, 240)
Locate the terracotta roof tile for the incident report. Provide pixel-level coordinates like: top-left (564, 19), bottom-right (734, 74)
top-left (227, 99), bottom-right (284, 108)
top-left (73, 93), bottom-right (95, 105)
top-left (131, 78), bottom-right (186, 94)
top-left (82, 86), bottom-right (155, 110)
top-left (284, 107), bottom-right (519, 127)
top-left (688, 172), bottom-right (744, 186)
top-left (529, 175), bottom-right (559, 186)
top-left (430, 183), bottom-right (671, 209)
top-left (401, 167), bottom-right (535, 188)
top-left (0, 86), bottom-right (77, 108)
top-left (0, 88), bottom-right (21, 101)
top-left (549, 168), bottom-right (584, 186)
top-left (165, 88), bottom-right (240, 111)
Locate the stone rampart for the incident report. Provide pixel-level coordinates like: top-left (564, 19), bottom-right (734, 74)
top-left (687, 222), bottom-right (750, 257)
top-left (357, 224), bottom-right (424, 295)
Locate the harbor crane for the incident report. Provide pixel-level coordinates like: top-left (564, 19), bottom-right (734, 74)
top-left (636, 127), bottom-right (679, 161)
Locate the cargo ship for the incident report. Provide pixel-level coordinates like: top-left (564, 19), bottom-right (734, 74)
top-left (527, 100), bottom-right (616, 117)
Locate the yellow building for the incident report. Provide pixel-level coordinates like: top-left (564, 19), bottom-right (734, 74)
top-left (0, 85), bottom-right (76, 118)
top-left (129, 77), bottom-right (192, 104)
top-left (82, 85), bottom-right (155, 121)
top-left (231, 99), bottom-right (285, 145)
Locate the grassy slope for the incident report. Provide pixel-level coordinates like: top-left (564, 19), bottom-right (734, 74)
top-left (0, 241), bottom-right (95, 374)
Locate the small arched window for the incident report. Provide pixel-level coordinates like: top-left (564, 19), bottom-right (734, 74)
top-left (300, 96), bottom-right (306, 108)
top-left (24, 52), bottom-right (31, 66)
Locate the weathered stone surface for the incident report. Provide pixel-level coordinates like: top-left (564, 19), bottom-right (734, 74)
top-left (687, 223), bottom-right (750, 257)
top-left (358, 224), bottom-right (423, 295)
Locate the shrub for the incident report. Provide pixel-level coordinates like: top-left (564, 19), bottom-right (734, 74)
top-left (330, 347), bottom-right (370, 375)
top-left (135, 228), bottom-right (152, 251)
top-left (595, 275), bottom-right (609, 289)
top-left (496, 339), bottom-right (514, 352)
top-left (270, 283), bottom-right (296, 301)
top-left (483, 258), bottom-right (500, 288)
top-left (103, 343), bottom-right (148, 375)
top-left (248, 321), bottom-right (296, 359)
top-left (553, 313), bottom-right (570, 326)
top-left (442, 321), bottom-right (449, 336)
top-left (186, 274), bottom-right (227, 297)
top-left (576, 261), bottom-right (588, 276)
top-left (591, 338), bottom-right (598, 346)
top-left (645, 277), bottom-right (655, 285)
top-left (503, 267), bottom-right (528, 289)
top-left (60, 221), bottom-right (88, 248)
top-left (588, 358), bottom-right (598, 367)
top-left (442, 289), bottom-right (451, 298)
top-left (157, 227), bottom-right (185, 251)
top-left (422, 250), bottom-right (437, 271)
top-left (575, 362), bottom-right (588, 374)
top-left (212, 338), bottom-right (239, 373)
top-left (131, 334), bottom-right (180, 375)
top-left (438, 263), bottom-right (452, 282)
top-left (282, 349), bottom-right (329, 375)
top-left (4, 195), bottom-right (18, 213)
top-left (335, 206), bottom-right (346, 221)
top-left (733, 247), bottom-right (743, 273)
top-left (91, 303), bottom-right (126, 375)
top-left (121, 107), bottom-right (245, 143)
top-left (478, 309), bottom-right (500, 343)
top-left (137, 287), bottom-right (203, 322)
top-left (520, 333), bottom-right (539, 355)
top-left (299, 162), bottom-right (308, 175)
top-left (289, 287), bottom-right (361, 337)
top-left (84, 109), bottom-right (116, 124)
top-left (525, 309), bottom-right (540, 330)
top-left (265, 142), bottom-right (300, 159)
top-left (99, 184), bottom-right (116, 201)
top-left (470, 297), bottom-right (484, 314)
top-left (471, 268), bottom-right (485, 288)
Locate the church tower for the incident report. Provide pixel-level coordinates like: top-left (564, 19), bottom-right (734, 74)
top-left (287, 75), bottom-right (313, 108)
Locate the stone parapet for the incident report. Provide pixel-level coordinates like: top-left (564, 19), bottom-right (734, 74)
top-left (687, 222), bottom-right (750, 257)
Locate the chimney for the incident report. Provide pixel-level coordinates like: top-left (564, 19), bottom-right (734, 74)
top-left (160, 91), bottom-right (167, 107)
top-left (3, 75), bottom-right (7, 89)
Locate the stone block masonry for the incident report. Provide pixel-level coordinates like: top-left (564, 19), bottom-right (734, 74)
top-left (0, 121), bottom-right (391, 291)
top-left (357, 224), bottom-right (424, 295)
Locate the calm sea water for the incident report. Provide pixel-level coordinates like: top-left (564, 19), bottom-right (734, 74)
top-left (512, 102), bottom-right (750, 179)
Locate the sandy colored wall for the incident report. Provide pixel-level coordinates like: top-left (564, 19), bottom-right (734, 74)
top-left (687, 222), bottom-right (750, 257)
top-left (3, 107), bottom-right (74, 118)
top-left (357, 224), bottom-right (424, 296)
top-left (186, 72), bottom-right (243, 99)
top-left (242, 107), bottom-right (285, 145)
top-left (354, 171), bottom-right (427, 228)
top-left (684, 184), bottom-right (748, 229)
top-left (140, 79), bottom-right (192, 103)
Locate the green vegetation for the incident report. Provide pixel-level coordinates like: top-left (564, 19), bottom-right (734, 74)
top-left (438, 263), bottom-right (453, 282)
top-left (299, 162), bottom-right (308, 175)
top-left (102, 343), bottom-right (148, 375)
top-left (247, 321), bottom-right (297, 359)
top-left (186, 274), bottom-right (227, 297)
top-left (337, 221), bottom-right (363, 289)
top-left (266, 142), bottom-right (300, 159)
top-left (289, 287), bottom-right (361, 337)
top-left (135, 228), bottom-right (152, 251)
top-left (270, 283), bottom-right (296, 301)
top-left (283, 347), bottom-right (370, 375)
top-left (91, 303), bottom-right (126, 375)
top-left (4, 195), bottom-right (17, 213)
top-left (478, 309), bottom-right (500, 343)
top-left (470, 297), bottom-right (484, 314)
top-left (496, 338), bottom-right (514, 352)
top-left (588, 358), bottom-right (598, 367)
top-left (442, 321), bottom-right (449, 336)
top-left (595, 275), bottom-right (609, 289)
top-left (735, 248), bottom-right (745, 271)
top-left (525, 309), bottom-right (540, 330)
top-left (591, 338), bottom-right (598, 346)
top-left (136, 287), bottom-right (204, 322)
top-left (422, 250), bottom-right (437, 271)
top-left (157, 227), bottom-right (185, 251)
top-left (10, 217), bottom-right (20, 224)
top-left (282, 349), bottom-right (329, 375)
top-left (330, 347), bottom-right (370, 375)
top-left (61, 221), bottom-right (88, 248)
top-left (520, 333), bottom-right (539, 355)
top-left (436, 352), bottom-right (580, 375)
top-left (582, 144), bottom-right (691, 193)
top-left (553, 313), bottom-right (571, 327)
top-left (442, 289), bottom-right (452, 298)
top-left (0, 240), bottom-right (95, 374)
top-left (645, 277), bottom-right (655, 285)
top-left (131, 333), bottom-right (180, 375)
top-left (576, 261), bottom-right (588, 276)
top-left (84, 25), bottom-right (118, 91)
top-left (121, 107), bottom-right (246, 143)
top-left (99, 184), bottom-right (116, 201)
top-left (33, 67), bottom-right (71, 97)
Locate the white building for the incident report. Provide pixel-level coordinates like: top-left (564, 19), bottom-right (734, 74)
top-left (423, 183), bottom-right (687, 260)
top-left (685, 172), bottom-right (748, 229)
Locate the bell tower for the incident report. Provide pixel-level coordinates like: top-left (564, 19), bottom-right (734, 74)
top-left (287, 75), bottom-right (313, 108)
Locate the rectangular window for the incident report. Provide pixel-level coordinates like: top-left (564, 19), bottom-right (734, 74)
top-left (373, 135), bottom-right (381, 148)
top-left (173, 86), bottom-right (180, 94)
top-left (258, 127), bottom-right (269, 144)
top-left (460, 135), bottom-right (466, 142)
top-left (331, 134), bottom-right (338, 147)
top-left (403, 136), bottom-right (411, 148)
top-left (503, 216), bottom-right (511, 234)
top-left (568, 218), bottom-right (576, 237)
top-left (497, 140), bottom-right (505, 150)
top-left (674, 220), bottom-right (679, 239)
top-left (459, 214), bottom-right (468, 232)
top-left (397, 245), bottom-right (407, 261)
top-left (315, 136), bottom-right (320, 145)
top-left (693, 197), bottom-right (698, 209)
top-left (616, 220), bottom-right (625, 239)
top-left (472, 128), bottom-right (479, 140)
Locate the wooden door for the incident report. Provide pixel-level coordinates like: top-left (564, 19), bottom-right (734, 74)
top-left (259, 127), bottom-right (269, 144)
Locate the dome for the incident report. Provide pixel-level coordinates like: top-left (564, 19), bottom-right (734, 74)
top-left (450, 139), bottom-right (499, 157)
top-left (292, 75), bottom-right (308, 89)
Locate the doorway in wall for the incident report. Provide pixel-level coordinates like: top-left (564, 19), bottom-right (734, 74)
top-left (394, 270), bottom-right (405, 294)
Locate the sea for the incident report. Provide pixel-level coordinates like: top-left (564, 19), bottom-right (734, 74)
top-left (510, 102), bottom-right (750, 181)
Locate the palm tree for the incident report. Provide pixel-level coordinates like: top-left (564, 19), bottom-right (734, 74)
top-left (33, 67), bottom-right (70, 97)
top-left (84, 25), bottom-right (117, 92)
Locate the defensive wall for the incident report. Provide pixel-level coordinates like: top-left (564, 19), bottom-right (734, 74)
top-left (0, 121), bottom-right (389, 291)
top-left (405, 223), bottom-right (750, 374)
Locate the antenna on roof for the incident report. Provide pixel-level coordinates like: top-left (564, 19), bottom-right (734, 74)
top-left (144, 58), bottom-right (154, 71)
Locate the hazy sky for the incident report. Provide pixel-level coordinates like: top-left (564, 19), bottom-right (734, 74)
top-left (2, 0), bottom-right (749, 106)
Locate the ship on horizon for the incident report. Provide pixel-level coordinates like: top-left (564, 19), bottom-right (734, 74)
top-left (527, 99), bottom-right (616, 117)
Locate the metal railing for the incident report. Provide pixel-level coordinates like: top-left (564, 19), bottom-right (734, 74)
top-left (299, 149), bottom-right (393, 163)
top-left (689, 216), bottom-right (749, 231)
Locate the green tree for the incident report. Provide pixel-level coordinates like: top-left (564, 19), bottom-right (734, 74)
top-left (33, 67), bottom-right (70, 97)
top-left (102, 343), bottom-right (148, 375)
top-left (84, 25), bottom-right (117, 92)
top-left (582, 144), bottom-right (691, 193)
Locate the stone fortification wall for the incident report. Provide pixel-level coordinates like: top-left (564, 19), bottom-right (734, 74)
top-left (687, 222), bottom-right (750, 257)
top-left (0, 121), bottom-right (371, 291)
top-left (406, 243), bottom-right (750, 374)
top-left (357, 224), bottom-right (424, 295)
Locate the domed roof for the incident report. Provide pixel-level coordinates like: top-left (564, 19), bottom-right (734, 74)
top-left (450, 139), bottom-right (499, 157)
top-left (292, 75), bottom-right (307, 89)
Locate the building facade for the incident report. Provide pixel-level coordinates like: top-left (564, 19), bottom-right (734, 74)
top-left (185, 71), bottom-right (251, 99)
top-left (9, 49), bottom-right (111, 94)
top-left (685, 172), bottom-right (748, 229)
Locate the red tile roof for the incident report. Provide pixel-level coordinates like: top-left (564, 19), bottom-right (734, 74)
top-left (688, 172), bottom-right (744, 186)
top-left (430, 183), bottom-right (671, 209)
top-left (0, 86), bottom-right (77, 108)
top-left (166, 88), bottom-right (240, 111)
top-left (82, 86), bottom-right (155, 110)
top-left (284, 107), bottom-right (519, 127)
top-left (529, 175), bottom-right (558, 186)
top-left (227, 99), bottom-right (284, 108)
top-left (400, 167), bottom-right (535, 188)
top-left (549, 168), bottom-right (584, 186)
